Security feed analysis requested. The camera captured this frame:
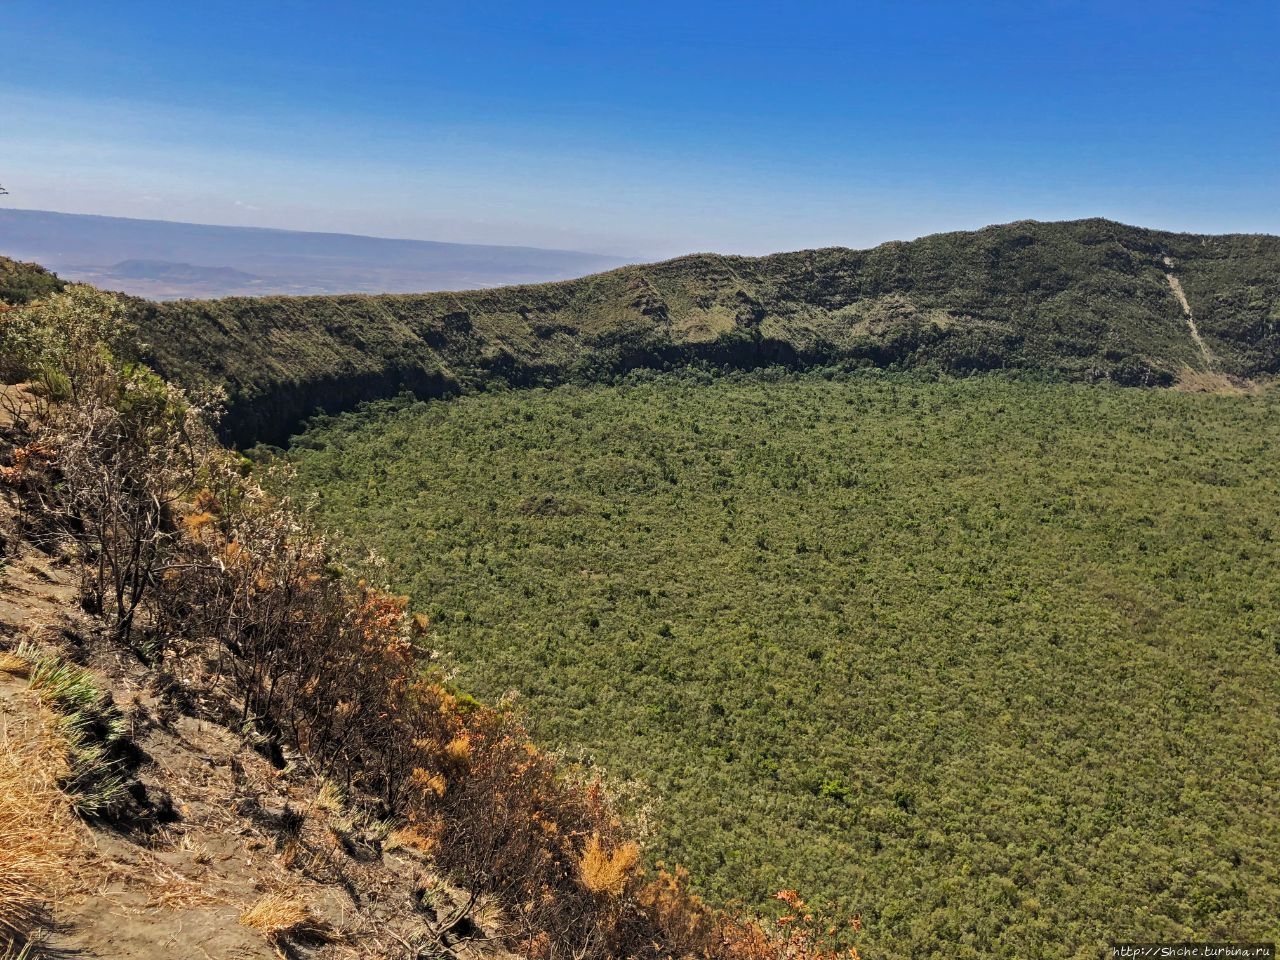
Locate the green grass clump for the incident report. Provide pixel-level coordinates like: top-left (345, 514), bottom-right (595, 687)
top-left (18, 644), bottom-right (130, 818)
top-left (285, 372), bottom-right (1280, 958)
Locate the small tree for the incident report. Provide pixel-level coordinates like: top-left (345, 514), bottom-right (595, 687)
top-left (1, 286), bottom-right (203, 646)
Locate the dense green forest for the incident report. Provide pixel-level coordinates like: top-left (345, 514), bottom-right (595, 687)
top-left (132, 218), bottom-right (1280, 446)
top-left (285, 372), bottom-right (1280, 959)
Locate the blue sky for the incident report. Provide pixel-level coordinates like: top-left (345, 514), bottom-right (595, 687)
top-left (2, 1), bottom-right (1277, 258)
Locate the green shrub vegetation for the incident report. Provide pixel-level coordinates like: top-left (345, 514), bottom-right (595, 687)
top-left (286, 371), bottom-right (1280, 958)
top-left (0, 256), bottom-right (64, 307)
top-left (133, 219), bottom-right (1280, 446)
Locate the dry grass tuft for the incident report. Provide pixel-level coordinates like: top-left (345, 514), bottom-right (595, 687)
top-left (239, 893), bottom-right (330, 943)
top-left (313, 779), bottom-right (345, 815)
top-left (0, 718), bottom-right (78, 952)
top-left (469, 893), bottom-right (507, 943)
top-left (384, 825), bottom-right (438, 857)
top-left (0, 653), bottom-right (31, 679)
top-left (578, 834), bottom-right (641, 898)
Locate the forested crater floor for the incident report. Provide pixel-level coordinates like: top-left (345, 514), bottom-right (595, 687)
top-left (285, 373), bottom-right (1280, 958)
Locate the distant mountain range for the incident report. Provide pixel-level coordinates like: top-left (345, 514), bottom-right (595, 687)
top-left (0, 208), bottom-right (629, 299)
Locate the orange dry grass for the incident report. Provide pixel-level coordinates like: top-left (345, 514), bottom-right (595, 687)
top-left (578, 834), bottom-right (641, 898)
top-left (0, 652), bottom-right (30, 679)
top-left (239, 893), bottom-right (328, 942)
top-left (385, 825), bottom-right (438, 856)
top-left (0, 718), bottom-right (78, 951)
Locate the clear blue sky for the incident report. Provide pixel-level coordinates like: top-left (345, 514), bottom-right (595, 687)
top-left (2, 1), bottom-right (1277, 258)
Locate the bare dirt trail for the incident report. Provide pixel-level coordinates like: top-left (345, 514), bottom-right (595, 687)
top-left (0, 489), bottom-right (279, 960)
top-left (1, 380), bottom-right (519, 960)
top-left (0, 492), bottom-right (510, 960)
top-left (1163, 255), bottom-right (1216, 369)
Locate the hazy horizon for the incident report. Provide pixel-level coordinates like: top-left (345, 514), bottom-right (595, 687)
top-left (0, 205), bottom-right (631, 257)
top-left (0, 206), bottom-right (632, 298)
top-left (7, 204), bottom-right (1280, 268)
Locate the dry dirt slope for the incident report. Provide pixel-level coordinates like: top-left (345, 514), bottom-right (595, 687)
top-left (0, 390), bottom-right (511, 960)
